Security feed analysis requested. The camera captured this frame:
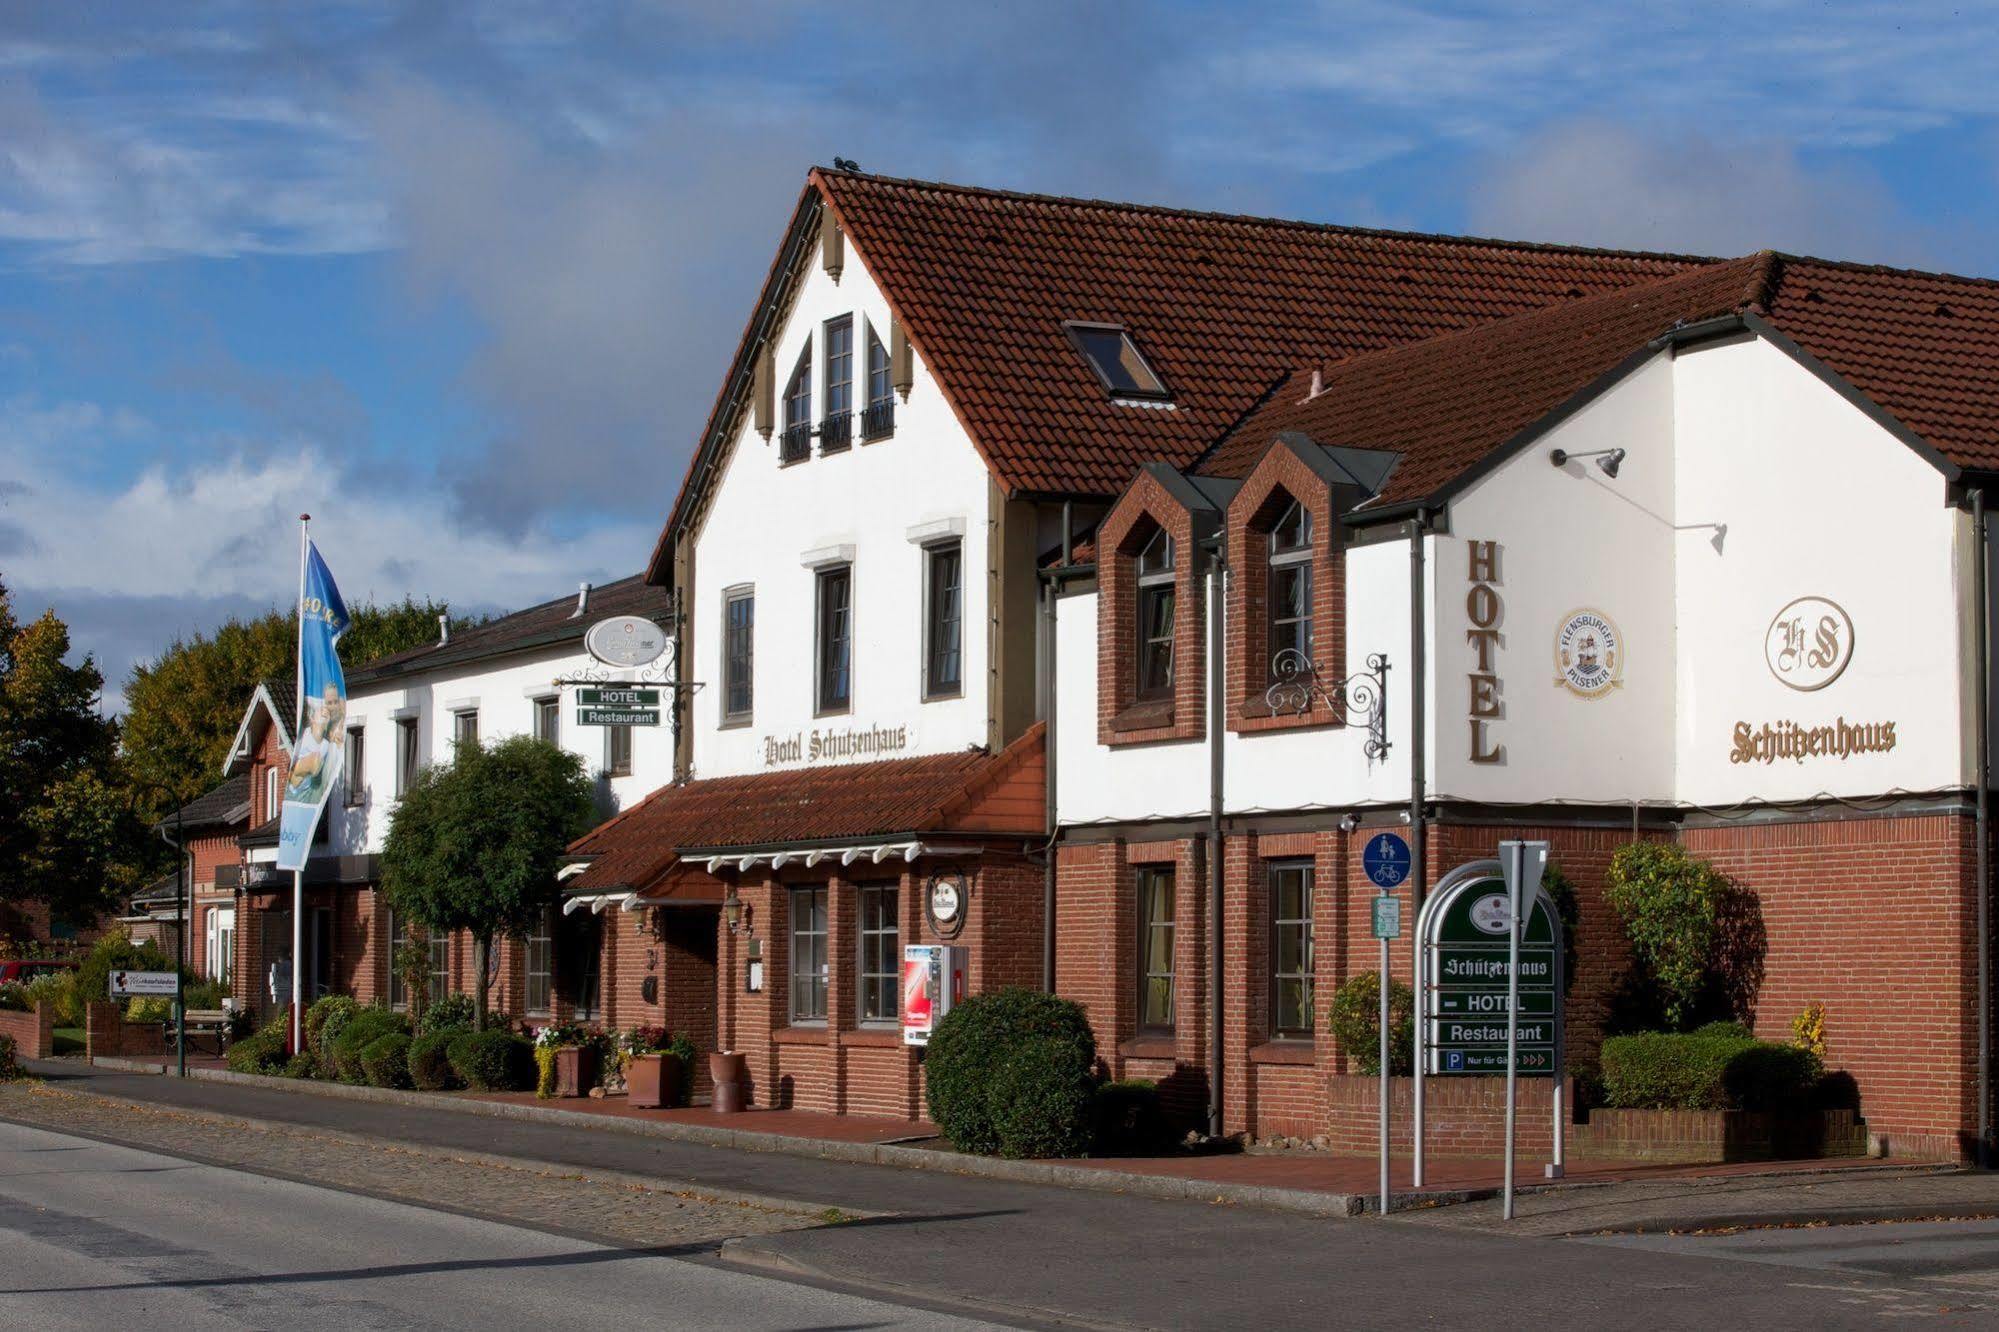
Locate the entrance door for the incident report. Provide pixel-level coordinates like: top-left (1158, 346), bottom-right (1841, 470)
top-left (309, 907), bottom-right (334, 1000)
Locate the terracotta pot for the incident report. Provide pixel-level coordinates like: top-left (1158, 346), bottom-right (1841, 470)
top-left (626, 1052), bottom-right (680, 1109)
top-left (554, 1044), bottom-right (598, 1098)
top-left (710, 1050), bottom-right (749, 1114)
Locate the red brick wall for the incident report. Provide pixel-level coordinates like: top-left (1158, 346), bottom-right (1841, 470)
top-left (0, 1003), bottom-right (54, 1059)
top-left (1096, 471), bottom-right (1208, 747)
top-left (1224, 442), bottom-right (1347, 735)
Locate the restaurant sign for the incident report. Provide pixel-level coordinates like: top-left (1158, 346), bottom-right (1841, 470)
top-left (576, 687), bottom-right (661, 727)
top-left (1421, 865), bottom-right (1560, 1077)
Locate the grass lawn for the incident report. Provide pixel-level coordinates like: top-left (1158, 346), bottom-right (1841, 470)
top-left (52, 1027), bottom-right (83, 1056)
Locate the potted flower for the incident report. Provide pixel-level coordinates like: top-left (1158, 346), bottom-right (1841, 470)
top-left (531, 1022), bottom-right (599, 1098)
top-left (623, 1026), bottom-right (677, 1109)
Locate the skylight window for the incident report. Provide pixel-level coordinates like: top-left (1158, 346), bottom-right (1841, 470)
top-left (1064, 322), bottom-right (1170, 401)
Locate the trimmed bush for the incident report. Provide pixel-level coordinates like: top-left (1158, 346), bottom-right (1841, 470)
top-left (925, 988), bottom-right (1097, 1159)
top-left (226, 1018), bottom-right (290, 1076)
top-left (361, 1033), bottom-right (413, 1090)
top-left (1091, 1079), bottom-right (1171, 1156)
top-left (1327, 971), bottom-right (1414, 1076)
top-left (183, 979), bottom-right (230, 1010)
top-left (127, 995), bottom-right (174, 1023)
top-left (0, 985), bottom-right (29, 1012)
top-left (304, 994), bottom-right (359, 1053)
top-left (1601, 1029), bottom-right (1822, 1112)
top-left (284, 1048), bottom-right (322, 1080)
top-left (408, 1031), bottom-right (462, 1091)
top-left (75, 934), bottom-right (174, 1019)
top-left (23, 969), bottom-right (79, 1026)
top-left (329, 1009), bottom-right (409, 1084)
top-left (416, 993), bottom-right (476, 1037)
top-left (447, 1029), bottom-right (534, 1092)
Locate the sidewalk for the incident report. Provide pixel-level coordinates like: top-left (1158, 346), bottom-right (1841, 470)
top-left (81, 1052), bottom-right (1913, 1216)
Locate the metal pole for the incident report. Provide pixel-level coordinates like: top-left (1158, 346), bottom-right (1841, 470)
top-left (291, 514), bottom-right (309, 1055)
top-left (175, 802), bottom-right (186, 1078)
top-left (1379, 907), bottom-right (1390, 1215)
top-left (1550, 899), bottom-right (1565, 1179)
top-left (1206, 557), bottom-right (1226, 1141)
top-left (1975, 488), bottom-right (1991, 1166)
top-left (1408, 511), bottom-right (1428, 1187)
top-left (1502, 842), bottom-right (1522, 1221)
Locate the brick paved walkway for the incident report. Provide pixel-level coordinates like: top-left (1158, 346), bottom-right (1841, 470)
top-left (0, 1082), bottom-right (826, 1249)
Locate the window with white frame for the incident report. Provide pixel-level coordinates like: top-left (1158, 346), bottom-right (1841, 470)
top-left (1135, 528), bottom-right (1176, 701)
top-left (1267, 498), bottom-right (1313, 677)
top-left (822, 315), bottom-right (853, 451)
top-left (344, 726), bottom-right (365, 806)
top-left (789, 885), bottom-right (828, 1023)
top-left (857, 884), bottom-right (899, 1024)
top-left (453, 708), bottom-right (479, 753)
top-left (1269, 861), bottom-right (1314, 1037)
top-left (723, 588), bottom-right (754, 722)
top-left (780, 341), bottom-right (813, 463)
top-left (525, 907), bottom-right (554, 1015)
top-left (396, 717), bottom-right (420, 796)
top-left (533, 697), bottom-right (560, 746)
top-left (605, 723), bottom-right (633, 778)
top-left (816, 564), bottom-right (852, 714)
top-left (206, 907), bottom-right (235, 987)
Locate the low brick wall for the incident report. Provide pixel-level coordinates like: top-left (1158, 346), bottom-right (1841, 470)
top-left (1571, 1107), bottom-right (1868, 1163)
top-left (1327, 1074), bottom-right (1568, 1158)
top-left (84, 1001), bottom-right (166, 1060)
top-left (0, 1003), bottom-right (54, 1060)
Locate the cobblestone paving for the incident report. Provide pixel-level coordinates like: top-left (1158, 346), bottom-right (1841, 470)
top-left (0, 1082), bottom-right (823, 1250)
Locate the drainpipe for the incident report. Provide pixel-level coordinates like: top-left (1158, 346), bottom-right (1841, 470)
top-left (1207, 549), bottom-right (1227, 1140)
top-left (1408, 507), bottom-right (1430, 1184)
top-left (1042, 576), bottom-right (1058, 992)
top-left (1976, 488), bottom-right (1991, 1165)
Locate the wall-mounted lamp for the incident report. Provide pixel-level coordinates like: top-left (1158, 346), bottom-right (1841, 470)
top-left (723, 885), bottom-right (746, 934)
top-left (1549, 446), bottom-right (1626, 478)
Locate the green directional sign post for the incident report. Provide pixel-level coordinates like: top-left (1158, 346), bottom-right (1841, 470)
top-left (576, 686), bottom-right (662, 727)
top-left (1422, 875), bottom-right (1558, 1077)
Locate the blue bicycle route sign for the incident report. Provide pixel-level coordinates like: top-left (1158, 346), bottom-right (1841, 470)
top-left (1361, 832), bottom-right (1411, 889)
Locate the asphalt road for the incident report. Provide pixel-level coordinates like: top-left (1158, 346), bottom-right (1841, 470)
top-left (0, 1118), bottom-right (999, 1331)
top-left (15, 1064), bottom-right (1998, 1329)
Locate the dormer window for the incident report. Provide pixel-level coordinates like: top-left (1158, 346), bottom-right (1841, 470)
top-left (781, 341), bottom-right (812, 464)
top-left (1065, 321), bottom-right (1170, 401)
top-left (1135, 527), bottom-right (1176, 700)
top-left (862, 320), bottom-right (894, 440)
top-left (821, 316), bottom-right (853, 453)
top-left (1268, 498), bottom-right (1313, 676)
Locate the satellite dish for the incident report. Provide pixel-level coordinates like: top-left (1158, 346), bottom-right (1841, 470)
top-left (584, 615), bottom-right (667, 669)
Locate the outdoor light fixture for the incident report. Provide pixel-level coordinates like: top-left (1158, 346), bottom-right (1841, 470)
top-left (723, 885), bottom-right (742, 933)
top-left (1548, 446), bottom-right (1626, 478)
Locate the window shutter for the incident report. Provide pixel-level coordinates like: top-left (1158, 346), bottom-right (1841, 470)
top-left (753, 345), bottom-right (774, 439)
top-left (819, 208), bottom-right (844, 281)
top-left (891, 319), bottom-right (914, 399)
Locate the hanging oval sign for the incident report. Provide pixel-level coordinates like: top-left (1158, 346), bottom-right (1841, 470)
top-left (585, 615), bottom-right (667, 669)
top-left (1765, 596), bottom-right (1854, 692)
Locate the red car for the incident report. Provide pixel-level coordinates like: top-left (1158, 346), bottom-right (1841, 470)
top-left (0, 959), bottom-right (76, 986)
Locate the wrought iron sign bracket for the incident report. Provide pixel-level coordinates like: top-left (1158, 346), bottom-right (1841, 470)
top-left (1263, 649), bottom-right (1391, 760)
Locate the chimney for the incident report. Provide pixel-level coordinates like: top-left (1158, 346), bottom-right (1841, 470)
top-left (437, 614), bottom-right (450, 645)
top-left (573, 581), bottom-right (592, 618)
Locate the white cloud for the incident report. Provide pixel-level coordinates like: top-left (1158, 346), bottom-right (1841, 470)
top-left (1463, 120), bottom-right (1985, 270)
top-left (0, 397), bottom-right (655, 707)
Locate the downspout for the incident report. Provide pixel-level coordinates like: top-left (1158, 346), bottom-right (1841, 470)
top-left (1042, 576), bottom-right (1058, 992)
top-left (1207, 545), bottom-right (1227, 1140)
top-left (1408, 507), bottom-right (1430, 1182)
top-left (1975, 488), bottom-right (1991, 1164)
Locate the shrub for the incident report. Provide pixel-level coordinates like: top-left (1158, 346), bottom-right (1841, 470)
top-left (1600, 1029), bottom-right (1822, 1112)
top-left (0, 985), bottom-right (27, 1012)
top-left (183, 979), bottom-right (231, 1010)
top-left (1605, 844), bottom-right (1764, 1030)
top-left (408, 1031), bottom-right (462, 1091)
top-left (1327, 971), bottom-right (1414, 1076)
top-left (1091, 1079), bottom-right (1172, 1156)
top-left (284, 1048), bottom-right (322, 1080)
top-left (361, 1033), bottom-right (413, 1089)
top-left (534, 1043), bottom-right (558, 1099)
top-left (665, 1032), bottom-right (699, 1107)
top-left (127, 995), bottom-right (174, 1023)
top-left (416, 993), bottom-right (476, 1037)
top-left (75, 933), bottom-right (174, 1017)
top-left (23, 969), bottom-right (79, 1025)
top-left (448, 1029), bottom-right (534, 1092)
top-left (925, 988), bottom-right (1097, 1159)
top-left (304, 994), bottom-right (360, 1056)
top-left (1792, 1001), bottom-right (1828, 1059)
top-left (0, 1032), bottom-right (17, 1079)
top-left (329, 1009), bottom-right (409, 1083)
top-left (226, 1019), bottom-right (290, 1076)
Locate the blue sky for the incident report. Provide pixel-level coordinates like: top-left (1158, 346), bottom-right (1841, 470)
top-left (3, 1), bottom-right (1999, 706)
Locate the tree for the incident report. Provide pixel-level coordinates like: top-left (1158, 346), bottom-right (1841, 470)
top-left (0, 581), bottom-right (139, 926)
top-left (379, 735), bottom-right (595, 1029)
top-left (121, 597), bottom-right (482, 819)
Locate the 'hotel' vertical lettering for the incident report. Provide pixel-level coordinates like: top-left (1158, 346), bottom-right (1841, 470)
top-left (1466, 540), bottom-right (1505, 765)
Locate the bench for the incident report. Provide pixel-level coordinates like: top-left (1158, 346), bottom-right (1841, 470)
top-left (177, 1009), bottom-right (232, 1057)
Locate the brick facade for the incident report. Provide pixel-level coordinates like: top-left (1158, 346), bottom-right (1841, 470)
top-left (1223, 440), bottom-right (1347, 735)
top-left (1096, 470), bottom-right (1208, 748)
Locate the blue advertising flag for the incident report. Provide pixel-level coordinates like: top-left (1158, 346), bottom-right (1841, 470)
top-left (275, 542), bottom-right (350, 871)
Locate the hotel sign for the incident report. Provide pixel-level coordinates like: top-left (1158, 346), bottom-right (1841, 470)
top-left (762, 721), bottom-right (910, 767)
top-left (577, 687), bottom-right (661, 726)
top-left (1766, 596), bottom-right (1854, 691)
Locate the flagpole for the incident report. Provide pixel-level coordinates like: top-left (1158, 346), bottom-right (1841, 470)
top-left (292, 513), bottom-right (309, 1055)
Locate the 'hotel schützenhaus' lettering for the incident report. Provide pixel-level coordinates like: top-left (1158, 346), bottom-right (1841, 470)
top-left (1466, 540), bottom-right (1505, 764)
top-left (762, 722), bottom-right (911, 768)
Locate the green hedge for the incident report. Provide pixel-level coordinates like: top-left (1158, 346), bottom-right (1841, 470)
top-left (447, 1030), bottom-right (534, 1092)
top-left (361, 1033), bottom-right (413, 1090)
top-left (416, 993), bottom-right (476, 1037)
top-left (226, 1018), bottom-right (291, 1076)
top-left (329, 1009), bottom-right (409, 1083)
top-left (304, 995), bottom-right (359, 1057)
top-left (408, 1031), bottom-right (462, 1091)
top-left (925, 988), bottom-right (1097, 1159)
top-left (1327, 971), bottom-right (1414, 1076)
top-left (1601, 1029), bottom-right (1821, 1111)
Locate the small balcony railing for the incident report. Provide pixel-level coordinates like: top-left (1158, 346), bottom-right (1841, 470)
top-left (819, 410), bottom-right (852, 453)
top-left (860, 399), bottom-right (895, 441)
top-left (780, 421), bottom-right (812, 464)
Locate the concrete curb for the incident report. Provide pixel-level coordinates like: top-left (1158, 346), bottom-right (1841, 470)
top-left (79, 1056), bottom-right (1374, 1217)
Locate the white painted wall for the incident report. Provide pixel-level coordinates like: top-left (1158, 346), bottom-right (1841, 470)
top-left (329, 644), bottom-right (671, 857)
top-left (688, 231), bottom-right (996, 780)
top-left (1053, 333), bottom-right (1967, 826)
top-left (1672, 335), bottom-right (1961, 805)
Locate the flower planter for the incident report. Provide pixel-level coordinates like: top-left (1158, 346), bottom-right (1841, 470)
top-left (710, 1050), bottom-right (749, 1113)
top-left (553, 1044), bottom-right (598, 1098)
top-left (626, 1052), bottom-right (680, 1109)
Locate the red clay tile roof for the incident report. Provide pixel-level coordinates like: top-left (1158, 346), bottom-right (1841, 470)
top-left (814, 169), bottom-right (1705, 499)
top-left (567, 723), bottom-right (1045, 893)
top-left (1207, 251), bottom-right (1999, 511)
top-left (350, 574), bottom-right (671, 687)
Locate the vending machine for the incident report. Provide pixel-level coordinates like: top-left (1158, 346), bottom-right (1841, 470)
top-left (901, 943), bottom-right (967, 1046)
